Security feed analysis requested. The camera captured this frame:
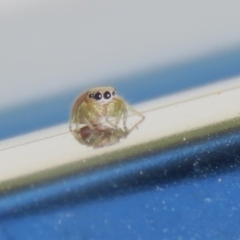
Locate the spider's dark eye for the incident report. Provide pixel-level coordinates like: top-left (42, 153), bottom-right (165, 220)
top-left (94, 92), bottom-right (102, 100)
top-left (103, 91), bottom-right (111, 99)
top-left (112, 91), bottom-right (116, 96)
top-left (89, 93), bottom-right (94, 98)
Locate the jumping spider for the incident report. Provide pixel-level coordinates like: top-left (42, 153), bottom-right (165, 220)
top-left (70, 87), bottom-right (145, 136)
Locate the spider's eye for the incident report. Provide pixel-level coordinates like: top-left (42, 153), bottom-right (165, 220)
top-left (89, 93), bottom-right (94, 98)
top-left (112, 91), bottom-right (116, 96)
top-left (94, 92), bottom-right (102, 100)
top-left (103, 91), bottom-right (111, 99)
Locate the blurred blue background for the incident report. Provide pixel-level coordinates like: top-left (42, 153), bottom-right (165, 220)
top-left (1, 126), bottom-right (240, 240)
top-left (1, 1), bottom-right (240, 240)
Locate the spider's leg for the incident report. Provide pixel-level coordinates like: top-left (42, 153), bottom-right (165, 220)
top-left (127, 116), bottom-right (145, 133)
top-left (114, 110), bottom-right (124, 128)
top-left (127, 104), bottom-right (145, 119)
top-left (125, 104), bottom-right (145, 133)
top-left (106, 117), bottom-right (116, 128)
top-left (84, 118), bottom-right (96, 129)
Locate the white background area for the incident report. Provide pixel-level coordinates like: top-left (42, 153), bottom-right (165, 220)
top-left (1, 1), bottom-right (240, 110)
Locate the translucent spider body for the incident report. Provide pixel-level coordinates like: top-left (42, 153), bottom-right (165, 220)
top-left (70, 87), bottom-right (144, 133)
top-left (73, 125), bottom-right (129, 148)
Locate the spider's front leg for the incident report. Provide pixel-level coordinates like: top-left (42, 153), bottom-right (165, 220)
top-left (106, 98), bottom-right (128, 129)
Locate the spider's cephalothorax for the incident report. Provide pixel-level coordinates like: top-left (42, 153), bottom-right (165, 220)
top-left (70, 86), bottom-right (144, 133)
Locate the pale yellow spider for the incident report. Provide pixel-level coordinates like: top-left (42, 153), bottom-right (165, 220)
top-left (69, 87), bottom-right (144, 134)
